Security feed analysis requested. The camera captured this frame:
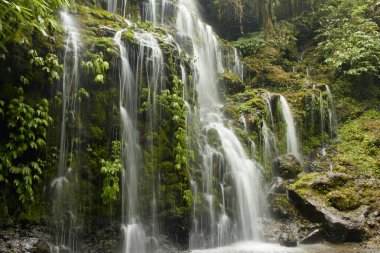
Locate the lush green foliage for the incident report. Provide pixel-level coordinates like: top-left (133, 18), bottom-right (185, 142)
top-left (158, 76), bottom-right (188, 171)
top-left (81, 52), bottom-right (110, 84)
top-left (29, 50), bottom-right (64, 84)
top-left (100, 140), bottom-right (123, 204)
top-left (0, 90), bottom-right (52, 203)
top-left (316, 0), bottom-right (380, 78)
top-left (0, 0), bottom-right (72, 51)
top-left (333, 110), bottom-right (380, 176)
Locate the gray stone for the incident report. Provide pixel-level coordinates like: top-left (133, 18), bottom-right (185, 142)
top-left (288, 189), bottom-right (366, 243)
top-left (299, 229), bottom-right (324, 244)
top-left (279, 232), bottom-right (297, 247)
top-left (273, 154), bottom-right (302, 179)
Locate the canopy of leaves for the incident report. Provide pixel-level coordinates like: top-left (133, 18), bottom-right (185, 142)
top-left (316, 0), bottom-right (380, 78)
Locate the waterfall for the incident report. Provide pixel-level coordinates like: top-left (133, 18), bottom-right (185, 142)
top-left (263, 95), bottom-right (274, 128)
top-left (175, 0), bottom-right (263, 248)
top-left (319, 90), bottom-right (325, 152)
top-left (108, 0), bottom-right (128, 17)
top-left (114, 23), bottom-right (165, 252)
top-left (114, 30), bottom-right (147, 253)
top-left (51, 12), bottom-right (81, 253)
top-left (233, 48), bottom-right (244, 81)
top-left (262, 121), bottom-right (279, 170)
top-left (325, 85), bottom-right (337, 138)
top-left (279, 96), bottom-right (301, 161)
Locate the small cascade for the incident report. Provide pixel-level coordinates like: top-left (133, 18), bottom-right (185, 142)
top-left (261, 121), bottom-right (279, 169)
top-left (143, 0), bottom-right (158, 25)
top-left (325, 85), bottom-right (337, 138)
top-left (263, 95), bottom-right (274, 128)
top-left (233, 48), bottom-right (244, 81)
top-left (310, 92), bottom-right (316, 132)
top-left (114, 30), bottom-right (147, 253)
top-left (279, 96), bottom-right (301, 161)
top-left (225, 47), bottom-right (244, 81)
top-left (239, 114), bottom-right (247, 132)
top-left (114, 20), bottom-right (165, 252)
top-left (51, 12), bottom-right (82, 253)
top-left (217, 183), bottom-right (231, 246)
top-left (319, 90), bottom-right (325, 150)
top-left (108, 0), bottom-right (128, 17)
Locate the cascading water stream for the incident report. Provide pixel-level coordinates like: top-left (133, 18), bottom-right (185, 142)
top-left (175, 0), bottom-right (263, 248)
top-left (114, 22), bottom-right (165, 252)
top-left (51, 12), bottom-right (81, 253)
top-left (114, 30), bottom-right (148, 253)
top-left (108, 0), bottom-right (128, 17)
top-left (279, 96), bottom-right (301, 161)
top-left (326, 85), bottom-right (337, 139)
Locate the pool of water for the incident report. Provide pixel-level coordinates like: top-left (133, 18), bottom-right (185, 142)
top-left (190, 241), bottom-right (376, 253)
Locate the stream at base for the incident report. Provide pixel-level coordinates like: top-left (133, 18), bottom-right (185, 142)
top-left (190, 241), bottom-right (375, 253)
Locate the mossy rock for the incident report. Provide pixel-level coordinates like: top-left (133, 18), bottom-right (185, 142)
top-left (220, 72), bottom-right (245, 95)
top-left (273, 153), bottom-right (302, 179)
top-left (269, 194), bottom-right (296, 220)
top-left (309, 172), bottom-right (350, 194)
top-left (327, 189), bottom-right (361, 211)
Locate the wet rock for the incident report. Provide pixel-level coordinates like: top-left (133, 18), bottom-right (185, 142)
top-left (270, 177), bottom-right (286, 194)
top-left (279, 232), bottom-right (297, 247)
top-left (268, 194), bottom-right (294, 220)
top-left (299, 229), bottom-right (324, 244)
top-left (288, 189), bottom-right (366, 243)
top-left (273, 154), bottom-right (302, 179)
top-left (32, 239), bottom-right (50, 253)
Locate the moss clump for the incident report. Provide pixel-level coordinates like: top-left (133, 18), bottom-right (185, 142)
top-left (269, 194), bottom-right (296, 219)
top-left (333, 110), bottom-right (380, 177)
top-left (121, 29), bottom-right (136, 44)
top-left (327, 189), bottom-right (360, 211)
top-left (220, 72), bottom-right (245, 95)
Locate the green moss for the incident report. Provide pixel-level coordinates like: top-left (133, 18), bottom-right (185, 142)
top-left (327, 189), bottom-right (360, 211)
top-left (333, 110), bottom-right (380, 177)
top-left (220, 72), bottom-right (245, 95)
top-left (121, 29), bottom-right (136, 44)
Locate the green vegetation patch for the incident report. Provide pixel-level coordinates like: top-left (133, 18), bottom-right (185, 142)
top-left (333, 110), bottom-right (380, 176)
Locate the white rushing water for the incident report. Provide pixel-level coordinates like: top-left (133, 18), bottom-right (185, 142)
top-left (175, 0), bottom-right (263, 248)
top-left (114, 23), bottom-right (165, 252)
top-left (51, 12), bottom-right (81, 253)
top-left (279, 96), bottom-right (301, 161)
top-left (114, 30), bottom-right (148, 253)
top-left (325, 85), bottom-right (337, 138)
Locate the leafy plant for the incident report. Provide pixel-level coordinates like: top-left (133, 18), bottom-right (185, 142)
top-left (100, 140), bottom-right (123, 204)
top-left (0, 91), bottom-right (52, 203)
top-left (158, 76), bottom-right (188, 170)
top-left (29, 50), bottom-right (64, 84)
top-left (0, 0), bottom-right (72, 51)
top-left (81, 52), bottom-right (110, 84)
top-left (316, 0), bottom-right (380, 78)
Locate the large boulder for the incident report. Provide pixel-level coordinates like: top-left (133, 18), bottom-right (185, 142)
top-left (273, 154), bottom-right (302, 179)
top-left (288, 188), bottom-right (366, 243)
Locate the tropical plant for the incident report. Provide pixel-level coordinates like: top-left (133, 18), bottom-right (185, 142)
top-left (316, 0), bottom-right (380, 78)
top-left (0, 0), bottom-right (73, 51)
top-left (100, 140), bottom-right (123, 204)
top-left (0, 90), bottom-right (52, 203)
